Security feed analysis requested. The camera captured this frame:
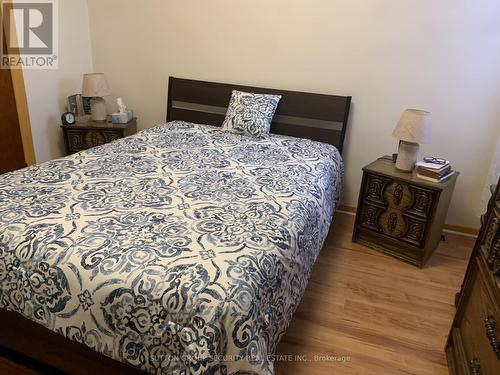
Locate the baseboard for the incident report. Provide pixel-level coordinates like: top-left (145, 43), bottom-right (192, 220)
top-left (338, 205), bottom-right (357, 214)
top-left (337, 205), bottom-right (479, 237)
top-left (442, 224), bottom-right (479, 236)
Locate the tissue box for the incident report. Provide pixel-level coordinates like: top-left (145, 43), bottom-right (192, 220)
top-left (111, 110), bottom-right (133, 124)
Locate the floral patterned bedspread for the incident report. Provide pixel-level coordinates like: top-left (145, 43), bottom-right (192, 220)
top-left (0, 121), bottom-right (343, 375)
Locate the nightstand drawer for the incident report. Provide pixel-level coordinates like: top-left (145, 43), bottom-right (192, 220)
top-left (359, 202), bottom-right (384, 233)
top-left (364, 174), bottom-right (391, 205)
top-left (66, 129), bottom-right (121, 152)
top-left (65, 130), bottom-right (86, 152)
top-left (406, 185), bottom-right (436, 219)
top-left (360, 204), bottom-right (428, 248)
top-left (379, 211), bottom-right (427, 247)
top-left (459, 259), bottom-right (500, 375)
top-left (62, 119), bottom-right (137, 155)
top-left (364, 173), bottom-right (437, 219)
top-left (84, 129), bottom-right (121, 147)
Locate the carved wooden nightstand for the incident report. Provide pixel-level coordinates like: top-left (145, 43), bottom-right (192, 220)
top-left (61, 118), bottom-right (137, 155)
top-left (353, 156), bottom-right (459, 268)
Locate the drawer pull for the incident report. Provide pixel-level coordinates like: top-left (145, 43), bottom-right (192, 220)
top-left (484, 316), bottom-right (500, 356)
top-left (393, 184), bottom-right (403, 205)
top-left (469, 358), bottom-right (481, 375)
top-left (387, 212), bottom-right (398, 233)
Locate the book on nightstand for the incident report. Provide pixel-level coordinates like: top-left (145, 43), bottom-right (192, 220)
top-left (416, 160), bottom-right (455, 183)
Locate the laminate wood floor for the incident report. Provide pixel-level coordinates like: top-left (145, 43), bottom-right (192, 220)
top-left (0, 213), bottom-right (474, 375)
top-left (274, 213), bottom-right (474, 375)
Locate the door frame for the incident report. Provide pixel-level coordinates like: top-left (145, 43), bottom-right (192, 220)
top-left (9, 64), bottom-right (36, 165)
top-left (2, 10), bottom-right (36, 166)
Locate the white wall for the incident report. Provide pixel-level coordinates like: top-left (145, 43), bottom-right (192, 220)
top-left (23, 0), bottom-right (93, 162)
top-left (85, 0), bottom-right (500, 227)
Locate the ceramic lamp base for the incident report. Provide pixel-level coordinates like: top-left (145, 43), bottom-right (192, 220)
top-left (396, 141), bottom-right (419, 172)
top-left (90, 97), bottom-right (107, 122)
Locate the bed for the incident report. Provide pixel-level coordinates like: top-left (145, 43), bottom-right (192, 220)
top-left (0, 77), bottom-right (351, 374)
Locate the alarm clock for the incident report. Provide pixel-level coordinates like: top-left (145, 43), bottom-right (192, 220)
top-left (61, 112), bottom-right (76, 125)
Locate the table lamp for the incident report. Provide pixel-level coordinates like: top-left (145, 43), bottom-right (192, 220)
top-left (82, 73), bottom-right (111, 122)
top-left (392, 109), bottom-right (432, 172)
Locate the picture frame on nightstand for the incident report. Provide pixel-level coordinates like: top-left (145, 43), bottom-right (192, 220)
top-left (67, 94), bottom-right (92, 123)
top-left (67, 94), bottom-right (83, 116)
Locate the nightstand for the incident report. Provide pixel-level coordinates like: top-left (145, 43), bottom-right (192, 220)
top-left (352, 156), bottom-right (459, 268)
top-left (61, 118), bottom-right (137, 155)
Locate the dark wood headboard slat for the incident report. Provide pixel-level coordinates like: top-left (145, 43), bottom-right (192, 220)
top-left (271, 122), bottom-right (342, 146)
top-left (169, 108), bottom-right (226, 127)
top-left (167, 77), bottom-right (351, 153)
top-left (172, 100), bottom-right (344, 131)
top-left (172, 100), bottom-right (226, 115)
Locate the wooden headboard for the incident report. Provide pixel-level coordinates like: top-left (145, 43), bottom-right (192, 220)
top-left (166, 77), bottom-right (352, 154)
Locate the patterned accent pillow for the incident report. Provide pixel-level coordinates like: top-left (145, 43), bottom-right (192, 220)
top-left (222, 90), bottom-right (281, 138)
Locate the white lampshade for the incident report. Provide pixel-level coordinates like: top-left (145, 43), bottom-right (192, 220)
top-left (82, 73), bottom-right (111, 97)
top-left (392, 109), bottom-right (432, 144)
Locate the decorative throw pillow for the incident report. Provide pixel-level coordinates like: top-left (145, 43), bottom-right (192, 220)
top-left (222, 90), bottom-right (281, 138)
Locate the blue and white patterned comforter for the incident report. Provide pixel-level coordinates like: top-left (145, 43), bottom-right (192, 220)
top-left (0, 121), bottom-right (343, 374)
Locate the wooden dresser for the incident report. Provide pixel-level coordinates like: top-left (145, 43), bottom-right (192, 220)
top-left (446, 178), bottom-right (500, 375)
top-left (353, 157), bottom-right (458, 267)
top-left (61, 118), bottom-right (137, 155)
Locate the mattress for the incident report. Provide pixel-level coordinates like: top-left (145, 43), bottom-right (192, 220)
top-left (0, 121), bottom-right (344, 374)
